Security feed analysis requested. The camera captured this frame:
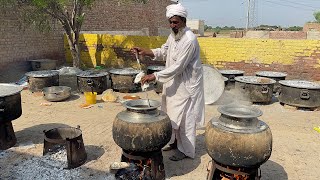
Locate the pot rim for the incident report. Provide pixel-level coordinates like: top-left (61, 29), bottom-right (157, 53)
top-left (219, 69), bottom-right (245, 75)
top-left (28, 59), bottom-right (57, 62)
top-left (218, 104), bottom-right (263, 119)
top-left (109, 68), bottom-right (142, 75)
top-left (0, 83), bottom-right (23, 97)
top-left (235, 76), bottom-right (276, 85)
top-left (25, 70), bottom-right (59, 77)
top-left (123, 99), bottom-right (161, 110)
top-left (255, 71), bottom-right (287, 78)
top-left (279, 80), bottom-right (320, 90)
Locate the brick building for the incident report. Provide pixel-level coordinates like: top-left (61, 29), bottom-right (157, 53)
top-left (0, 0), bottom-right (172, 82)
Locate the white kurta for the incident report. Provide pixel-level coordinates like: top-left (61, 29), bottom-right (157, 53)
top-left (151, 27), bottom-right (205, 158)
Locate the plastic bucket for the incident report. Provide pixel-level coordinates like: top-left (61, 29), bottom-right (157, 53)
top-left (84, 92), bottom-right (97, 104)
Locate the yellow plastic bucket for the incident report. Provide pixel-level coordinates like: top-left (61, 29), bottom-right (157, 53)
top-left (84, 92), bottom-right (97, 104)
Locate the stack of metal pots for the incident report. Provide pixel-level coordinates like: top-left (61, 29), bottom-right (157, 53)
top-left (112, 99), bottom-right (172, 152)
top-left (205, 104), bottom-right (272, 168)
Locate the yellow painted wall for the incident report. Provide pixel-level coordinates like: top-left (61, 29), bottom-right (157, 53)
top-left (65, 35), bottom-right (320, 68)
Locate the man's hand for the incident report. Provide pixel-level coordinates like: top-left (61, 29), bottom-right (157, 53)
top-left (131, 47), bottom-right (154, 58)
top-left (141, 74), bottom-right (156, 85)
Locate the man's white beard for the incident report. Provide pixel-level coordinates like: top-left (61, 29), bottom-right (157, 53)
top-left (172, 28), bottom-right (184, 41)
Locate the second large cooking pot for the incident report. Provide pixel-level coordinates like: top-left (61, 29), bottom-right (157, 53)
top-left (235, 76), bottom-right (276, 103)
top-left (77, 70), bottom-right (109, 94)
top-left (25, 70), bottom-right (59, 92)
top-left (0, 83), bottom-right (23, 123)
top-left (109, 68), bottom-right (142, 93)
top-left (147, 66), bottom-right (165, 94)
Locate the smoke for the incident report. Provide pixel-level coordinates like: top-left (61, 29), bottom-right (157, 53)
top-left (213, 88), bottom-right (252, 106)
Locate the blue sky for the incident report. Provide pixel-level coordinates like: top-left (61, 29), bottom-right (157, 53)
top-left (180, 0), bottom-right (320, 28)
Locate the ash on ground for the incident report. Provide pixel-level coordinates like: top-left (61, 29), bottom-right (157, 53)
top-left (0, 146), bottom-right (115, 180)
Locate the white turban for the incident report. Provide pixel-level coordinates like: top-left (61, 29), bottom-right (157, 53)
top-left (166, 3), bottom-right (188, 19)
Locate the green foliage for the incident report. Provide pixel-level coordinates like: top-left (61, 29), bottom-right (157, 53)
top-left (286, 26), bottom-right (303, 31)
top-left (314, 11), bottom-right (320, 23)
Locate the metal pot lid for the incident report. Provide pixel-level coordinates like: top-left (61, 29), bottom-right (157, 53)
top-left (77, 70), bottom-right (108, 77)
top-left (279, 80), bottom-right (320, 89)
top-left (0, 83), bottom-right (23, 97)
top-left (218, 104), bottom-right (263, 119)
top-left (25, 70), bottom-right (59, 77)
top-left (203, 65), bottom-right (225, 105)
top-left (124, 99), bottom-right (161, 111)
top-left (219, 69), bottom-right (245, 75)
top-left (109, 68), bottom-right (142, 75)
top-left (147, 65), bottom-right (165, 71)
top-left (256, 71), bottom-right (287, 78)
top-left (235, 76), bottom-right (276, 85)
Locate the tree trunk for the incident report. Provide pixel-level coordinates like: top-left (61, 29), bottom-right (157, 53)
top-left (65, 32), bottom-right (81, 68)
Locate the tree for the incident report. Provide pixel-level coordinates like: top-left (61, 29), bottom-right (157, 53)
top-left (1, 0), bottom-right (148, 68)
top-left (314, 11), bottom-right (320, 23)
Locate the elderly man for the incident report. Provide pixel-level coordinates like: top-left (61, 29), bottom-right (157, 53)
top-left (132, 3), bottom-right (205, 161)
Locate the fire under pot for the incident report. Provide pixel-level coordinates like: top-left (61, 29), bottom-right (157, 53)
top-left (109, 68), bottom-right (142, 93)
top-left (205, 104), bottom-right (272, 180)
top-left (219, 70), bottom-right (245, 90)
top-left (25, 70), bottom-right (59, 92)
top-left (77, 70), bottom-right (109, 95)
top-left (113, 99), bottom-right (172, 179)
top-left (255, 71), bottom-right (287, 94)
top-left (235, 76), bottom-right (276, 103)
top-left (43, 126), bottom-right (87, 169)
top-left (278, 80), bottom-right (320, 108)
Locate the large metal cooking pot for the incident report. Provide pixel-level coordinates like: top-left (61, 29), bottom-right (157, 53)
top-left (109, 68), bottom-right (142, 93)
top-left (278, 80), bottom-right (320, 108)
top-left (77, 70), bottom-right (109, 95)
top-left (0, 83), bottom-right (23, 123)
top-left (147, 66), bottom-right (165, 94)
top-left (28, 59), bottom-right (57, 71)
top-left (25, 70), bottom-right (59, 92)
top-left (219, 70), bottom-right (245, 90)
top-left (235, 76), bottom-right (276, 103)
top-left (43, 86), bottom-right (71, 102)
top-left (205, 104), bottom-right (272, 168)
top-left (256, 71), bottom-right (287, 94)
top-left (113, 99), bottom-right (172, 152)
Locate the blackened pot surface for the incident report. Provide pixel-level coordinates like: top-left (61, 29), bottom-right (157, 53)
top-left (278, 80), bottom-right (320, 108)
top-left (219, 70), bottom-right (244, 90)
top-left (205, 104), bottom-right (272, 168)
top-left (113, 99), bottom-right (172, 152)
top-left (109, 68), bottom-right (142, 93)
top-left (0, 84), bottom-right (23, 123)
top-left (26, 71), bottom-right (59, 92)
top-left (256, 71), bottom-right (287, 93)
top-left (77, 70), bottom-right (109, 94)
top-left (235, 76), bottom-right (275, 103)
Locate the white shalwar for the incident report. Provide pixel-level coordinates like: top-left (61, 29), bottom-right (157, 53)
top-left (152, 27), bottom-right (205, 158)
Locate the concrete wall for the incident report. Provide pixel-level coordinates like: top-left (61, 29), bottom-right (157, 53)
top-left (303, 23), bottom-right (320, 32)
top-left (187, 19), bottom-right (205, 36)
top-left (269, 31), bottom-right (306, 39)
top-left (65, 34), bottom-right (320, 81)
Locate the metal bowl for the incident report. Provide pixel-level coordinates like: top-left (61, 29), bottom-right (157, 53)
top-left (43, 86), bottom-right (71, 102)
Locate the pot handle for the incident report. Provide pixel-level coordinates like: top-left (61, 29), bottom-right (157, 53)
top-left (229, 75), bottom-right (235, 82)
top-left (35, 62), bottom-right (41, 69)
top-left (300, 90), bottom-right (310, 100)
top-left (0, 98), bottom-right (5, 113)
top-left (261, 85), bottom-right (269, 94)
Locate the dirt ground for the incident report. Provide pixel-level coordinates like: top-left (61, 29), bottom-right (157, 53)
top-left (1, 88), bottom-right (320, 180)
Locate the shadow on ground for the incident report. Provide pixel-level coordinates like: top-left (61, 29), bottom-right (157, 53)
top-left (261, 160), bottom-right (288, 180)
top-left (163, 132), bottom-right (207, 178)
